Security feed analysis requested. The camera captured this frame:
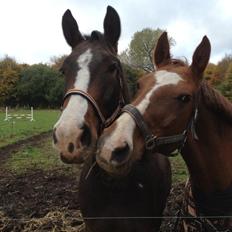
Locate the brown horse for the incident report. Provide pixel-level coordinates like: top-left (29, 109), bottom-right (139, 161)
top-left (97, 32), bottom-right (232, 231)
top-left (88, 38), bottom-right (172, 232)
top-left (79, 151), bottom-right (171, 232)
top-left (52, 6), bottom-right (129, 164)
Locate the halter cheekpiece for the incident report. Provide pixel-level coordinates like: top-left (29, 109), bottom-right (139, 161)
top-left (121, 102), bottom-right (199, 156)
top-left (61, 61), bottom-right (127, 132)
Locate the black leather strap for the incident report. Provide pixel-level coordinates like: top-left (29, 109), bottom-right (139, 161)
top-left (122, 104), bottom-right (153, 140)
top-left (122, 104), bottom-right (188, 152)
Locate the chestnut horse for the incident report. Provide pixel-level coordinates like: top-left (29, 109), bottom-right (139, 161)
top-left (97, 32), bottom-right (232, 231)
top-left (53, 6), bottom-right (129, 164)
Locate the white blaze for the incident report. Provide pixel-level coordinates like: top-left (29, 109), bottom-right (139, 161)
top-left (54, 49), bottom-right (92, 131)
top-left (103, 70), bottom-right (184, 151)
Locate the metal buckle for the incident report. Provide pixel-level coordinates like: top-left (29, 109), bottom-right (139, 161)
top-left (145, 135), bottom-right (157, 150)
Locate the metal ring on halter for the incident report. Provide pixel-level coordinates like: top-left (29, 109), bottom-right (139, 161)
top-left (61, 58), bottom-right (129, 131)
top-left (121, 104), bottom-right (197, 156)
top-left (62, 87), bottom-right (127, 131)
top-left (145, 135), bottom-right (157, 150)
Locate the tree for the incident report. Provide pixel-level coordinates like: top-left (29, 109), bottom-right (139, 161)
top-left (216, 62), bottom-right (232, 101)
top-left (120, 28), bottom-right (175, 72)
top-left (50, 55), bottom-right (67, 71)
top-left (16, 64), bottom-right (64, 108)
top-left (0, 56), bottom-right (25, 106)
top-left (214, 54), bottom-right (232, 81)
top-left (204, 63), bottom-right (217, 85)
top-left (122, 63), bottom-right (144, 98)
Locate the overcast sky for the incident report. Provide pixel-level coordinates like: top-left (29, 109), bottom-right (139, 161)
top-left (0, 0), bottom-right (231, 65)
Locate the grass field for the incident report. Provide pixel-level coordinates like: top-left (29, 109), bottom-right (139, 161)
top-left (2, 136), bottom-right (188, 182)
top-left (0, 109), bottom-right (60, 147)
top-left (0, 108), bottom-right (188, 182)
top-left (3, 137), bottom-right (81, 176)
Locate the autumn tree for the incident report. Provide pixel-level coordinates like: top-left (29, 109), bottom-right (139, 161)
top-left (204, 63), bottom-right (217, 85)
top-left (216, 62), bottom-right (232, 101)
top-left (0, 56), bottom-right (25, 106)
top-left (214, 54), bottom-right (232, 81)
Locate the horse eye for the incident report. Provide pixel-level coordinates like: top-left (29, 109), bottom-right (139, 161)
top-left (177, 94), bottom-right (191, 103)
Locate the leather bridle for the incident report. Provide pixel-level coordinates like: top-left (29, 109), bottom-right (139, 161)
top-left (121, 101), bottom-right (199, 156)
top-left (61, 62), bottom-right (128, 132)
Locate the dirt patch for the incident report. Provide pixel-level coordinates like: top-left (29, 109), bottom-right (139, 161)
top-left (0, 131), bottom-right (52, 163)
top-left (0, 167), bottom-right (185, 232)
top-left (0, 169), bottom-right (84, 232)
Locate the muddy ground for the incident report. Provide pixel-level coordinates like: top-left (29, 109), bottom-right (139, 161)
top-left (0, 169), bottom-right (185, 232)
top-left (0, 135), bottom-right (185, 232)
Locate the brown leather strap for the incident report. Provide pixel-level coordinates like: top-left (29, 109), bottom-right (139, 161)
top-left (63, 89), bottom-right (106, 125)
top-left (61, 58), bottom-right (128, 131)
top-left (62, 88), bottom-right (126, 130)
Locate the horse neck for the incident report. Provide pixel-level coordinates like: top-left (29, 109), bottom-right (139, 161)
top-left (182, 98), bottom-right (232, 194)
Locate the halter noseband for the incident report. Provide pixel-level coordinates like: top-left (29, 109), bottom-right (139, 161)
top-left (121, 103), bottom-right (199, 156)
top-left (61, 66), bottom-right (127, 131)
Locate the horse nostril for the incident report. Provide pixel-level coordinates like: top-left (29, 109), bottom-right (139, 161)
top-left (53, 129), bottom-right (58, 144)
top-left (111, 142), bottom-right (130, 164)
top-left (80, 124), bottom-right (91, 147)
top-left (68, 142), bottom-right (74, 153)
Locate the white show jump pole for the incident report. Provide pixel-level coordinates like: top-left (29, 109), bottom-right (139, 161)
top-left (30, 107), bottom-right (34, 121)
top-left (4, 107), bottom-right (8, 121)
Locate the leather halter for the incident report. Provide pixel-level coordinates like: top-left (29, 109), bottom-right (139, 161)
top-left (61, 64), bottom-right (127, 131)
top-left (121, 103), bottom-right (198, 156)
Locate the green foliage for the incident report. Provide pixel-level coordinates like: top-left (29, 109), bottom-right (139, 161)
top-left (122, 63), bottom-right (144, 98)
top-left (0, 56), bottom-right (24, 106)
top-left (16, 64), bottom-right (64, 108)
top-left (120, 28), bottom-right (175, 72)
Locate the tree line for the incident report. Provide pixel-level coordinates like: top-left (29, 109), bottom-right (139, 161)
top-left (0, 55), bottom-right (141, 108)
top-left (0, 28), bottom-right (231, 108)
top-left (0, 55), bottom-right (64, 108)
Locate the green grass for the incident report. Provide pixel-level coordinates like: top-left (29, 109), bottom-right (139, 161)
top-left (0, 109), bottom-right (60, 147)
top-left (170, 154), bottom-right (188, 183)
top-left (3, 138), bottom-right (81, 176)
top-left (3, 138), bottom-right (188, 183)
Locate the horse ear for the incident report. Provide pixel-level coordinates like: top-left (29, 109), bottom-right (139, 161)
top-left (103, 6), bottom-right (121, 53)
top-left (154, 32), bottom-right (171, 68)
top-left (62, 9), bottom-right (84, 49)
top-left (190, 36), bottom-right (211, 79)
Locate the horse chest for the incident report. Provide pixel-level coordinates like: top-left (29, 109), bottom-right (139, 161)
top-left (78, 164), bottom-right (160, 232)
